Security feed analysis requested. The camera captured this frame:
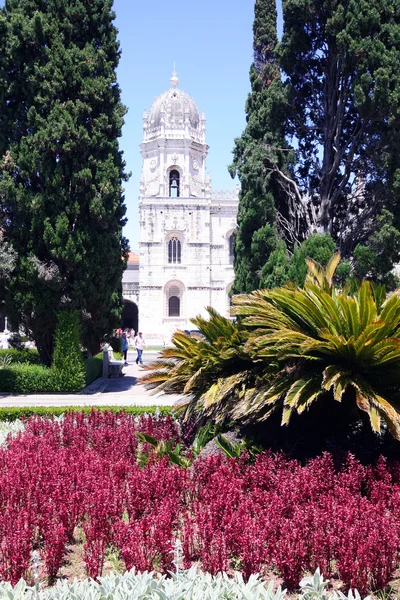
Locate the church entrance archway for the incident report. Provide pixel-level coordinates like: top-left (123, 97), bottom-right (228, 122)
top-left (121, 300), bottom-right (138, 332)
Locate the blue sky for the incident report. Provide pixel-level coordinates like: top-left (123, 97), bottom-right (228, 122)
top-left (1, 0), bottom-right (283, 250)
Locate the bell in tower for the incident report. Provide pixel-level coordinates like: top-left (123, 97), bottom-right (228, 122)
top-left (169, 170), bottom-right (180, 198)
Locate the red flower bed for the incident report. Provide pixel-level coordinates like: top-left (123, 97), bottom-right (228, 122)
top-left (0, 411), bottom-right (399, 594)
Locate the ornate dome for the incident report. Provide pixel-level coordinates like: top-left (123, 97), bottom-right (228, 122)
top-left (148, 72), bottom-right (200, 130)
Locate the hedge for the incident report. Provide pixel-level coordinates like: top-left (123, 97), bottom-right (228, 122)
top-left (0, 351), bottom-right (104, 390)
top-left (0, 363), bottom-right (88, 393)
top-left (85, 352), bottom-right (103, 386)
top-left (0, 364), bottom-right (56, 393)
top-left (0, 406), bottom-right (173, 422)
top-left (0, 351), bottom-right (125, 393)
top-left (0, 349), bottom-right (40, 365)
top-left (0, 312), bottom-right (90, 393)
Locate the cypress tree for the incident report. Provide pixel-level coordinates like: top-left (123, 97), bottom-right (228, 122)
top-left (230, 0), bottom-right (301, 294)
top-left (232, 0), bottom-right (400, 293)
top-left (0, 0), bottom-right (128, 363)
top-left (279, 0), bottom-right (400, 243)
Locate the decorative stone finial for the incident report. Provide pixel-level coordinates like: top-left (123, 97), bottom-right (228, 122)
top-left (170, 63), bottom-right (179, 88)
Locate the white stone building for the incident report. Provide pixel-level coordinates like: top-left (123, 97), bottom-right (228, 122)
top-left (123, 72), bottom-right (238, 343)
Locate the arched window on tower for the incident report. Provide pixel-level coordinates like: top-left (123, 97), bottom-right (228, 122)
top-left (168, 296), bottom-right (180, 317)
top-left (169, 170), bottom-right (180, 197)
top-left (168, 236), bottom-right (181, 263)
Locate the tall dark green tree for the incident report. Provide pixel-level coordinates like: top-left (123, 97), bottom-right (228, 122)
top-left (0, 0), bottom-right (129, 363)
top-left (279, 0), bottom-right (400, 243)
top-left (0, 238), bottom-right (16, 283)
top-left (232, 0), bottom-right (400, 294)
top-left (230, 0), bottom-right (297, 294)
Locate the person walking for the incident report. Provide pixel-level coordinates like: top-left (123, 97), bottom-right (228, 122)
top-left (121, 332), bottom-right (129, 365)
top-left (134, 332), bottom-right (146, 365)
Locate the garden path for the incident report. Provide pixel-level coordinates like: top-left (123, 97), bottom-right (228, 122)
top-left (0, 351), bottom-right (185, 407)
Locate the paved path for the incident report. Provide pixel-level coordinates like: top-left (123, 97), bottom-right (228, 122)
top-left (0, 351), bottom-right (186, 408)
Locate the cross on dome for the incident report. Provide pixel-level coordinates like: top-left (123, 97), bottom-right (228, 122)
top-left (170, 63), bottom-right (179, 88)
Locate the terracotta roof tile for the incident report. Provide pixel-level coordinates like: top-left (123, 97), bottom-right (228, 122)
top-left (127, 252), bottom-right (139, 264)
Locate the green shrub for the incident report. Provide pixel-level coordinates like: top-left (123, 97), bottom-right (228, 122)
top-left (52, 310), bottom-right (85, 392)
top-left (0, 349), bottom-right (40, 365)
top-left (287, 233), bottom-right (337, 286)
top-left (0, 406), bottom-right (173, 422)
top-left (85, 352), bottom-right (103, 385)
top-left (0, 350), bottom-right (105, 394)
top-left (0, 364), bottom-right (54, 393)
top-left (0, 353), bottom-right (12, 369)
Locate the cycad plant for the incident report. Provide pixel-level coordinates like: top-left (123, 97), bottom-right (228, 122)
top-left (143, 256), bottom-right (400, 440)
top-left (232, 261), bottom-right (400, 438)
top-left (304, 252), bottom-right (341, 294)
top-left (141, 308), bottom-right (261, 422)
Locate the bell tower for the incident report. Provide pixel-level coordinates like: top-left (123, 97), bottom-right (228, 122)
top-left (138, 71), bottom-right (237, 343)
top-left (139, 70), bottom-right (208, 199)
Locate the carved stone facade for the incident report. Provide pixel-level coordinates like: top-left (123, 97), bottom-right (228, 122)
top-left (125, 72), bottom-right (238, 343)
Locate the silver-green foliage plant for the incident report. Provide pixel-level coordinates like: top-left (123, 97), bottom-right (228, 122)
top-left (0, 569), bottom-right (371, 600)
top-left (299, 570), bottom-right (371, 600)
top-left (0, 419), bottom-right (25, 447)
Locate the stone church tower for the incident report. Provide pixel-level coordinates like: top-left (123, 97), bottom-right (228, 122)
top-left (138, 72), bottom-right (238, 343)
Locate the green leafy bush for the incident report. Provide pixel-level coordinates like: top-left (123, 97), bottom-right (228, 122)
top-left (0, 349), bottom-right (40, 365)
top-left (85, 352), bottom-right (103, 386)
top-left (0, 361), bottom-right (86, 394)
top-left (52, 310), bottom-right (85, 392)
top-left (353, 210), bottom-right (400, 291)
top-left (0, 312), bottom-right (87, 393)
top-left (287, 233), bottom-right (337, 286)
top-left (0, 406), bottom-right (173, 422)
top-left (0, 353), bottom-right (12, 369)
top-left (0, 364), bottom-right (54, 393)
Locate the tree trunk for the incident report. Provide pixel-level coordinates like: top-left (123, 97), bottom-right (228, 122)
top-left (87, 339), bottom-right (100, 359)
top-left (34, 333), bottom-right (54, 367)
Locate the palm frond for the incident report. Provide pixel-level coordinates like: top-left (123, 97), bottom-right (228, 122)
top-left (305, 252), bottom-right (340, 293)
top-left (282, 377), bottom-right (323, 424)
